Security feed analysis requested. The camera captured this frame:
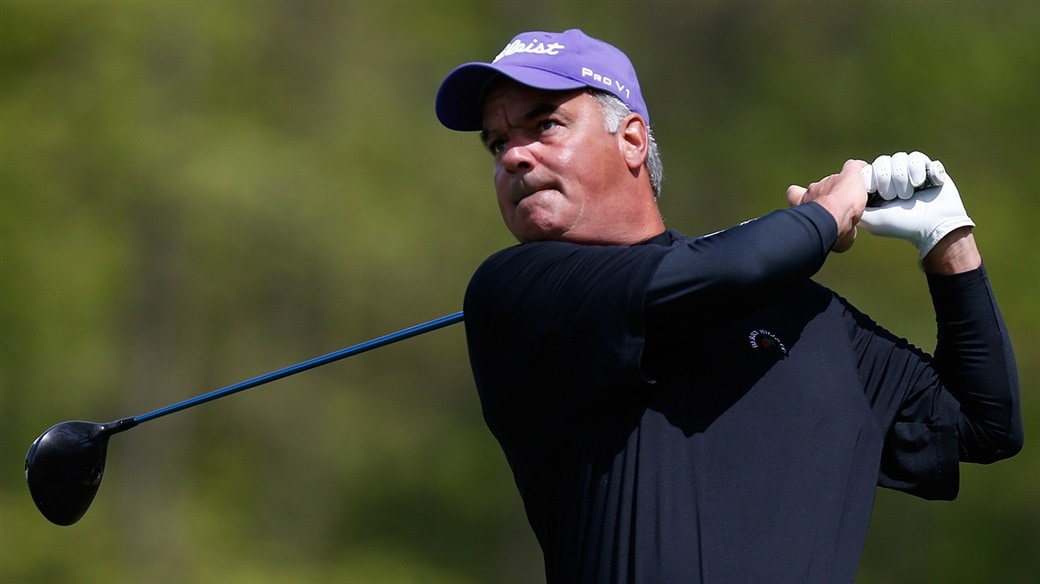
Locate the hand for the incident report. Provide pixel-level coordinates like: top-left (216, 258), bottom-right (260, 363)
top-left (787, 159), bottom-right (868, 253)
top-left (859, 153), bottom-right (975, 259)
top-left (860, 151), bottom-right (942, 201)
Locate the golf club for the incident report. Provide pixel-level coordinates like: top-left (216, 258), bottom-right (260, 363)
top-left (25, 310), bottom-right (464, 526)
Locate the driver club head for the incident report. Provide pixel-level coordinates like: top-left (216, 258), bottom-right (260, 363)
top-left (25, 420), bottom-right (116, 526)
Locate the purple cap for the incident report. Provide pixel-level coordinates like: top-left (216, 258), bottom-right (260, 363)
top-left (436, 29), bottom-right (649, 131)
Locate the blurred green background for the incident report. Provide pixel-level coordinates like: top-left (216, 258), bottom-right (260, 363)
top-left (2, 1), bottom-right (1037, 582)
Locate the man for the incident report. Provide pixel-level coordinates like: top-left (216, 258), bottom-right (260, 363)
top-left (435, 29), bottom-right (1022, 583)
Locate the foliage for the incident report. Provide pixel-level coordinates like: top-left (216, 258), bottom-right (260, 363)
top-left (2, 1), bottom-right (1037, 582)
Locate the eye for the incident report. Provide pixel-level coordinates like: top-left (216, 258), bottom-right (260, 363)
top-left (487, 138), bottom-right (507, 156)
top-left (537, 119), bottom-right (559, 132)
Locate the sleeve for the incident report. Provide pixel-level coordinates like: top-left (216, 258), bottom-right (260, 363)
top-left (928, 265), bottom-right (1023, 463)
top-left (849, 266), bottom-right (1022, 500)
top-left (645, 202), bottom-right (838, 328)
top-left (467, 201), bottom-right (841, 413)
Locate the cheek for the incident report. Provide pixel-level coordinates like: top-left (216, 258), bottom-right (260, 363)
top-left (492, 167), bottom-right (510, 204)
top-left (491, 168), bottom-right (515, 220)
top-left (554, 145), bottom-right (575, 167)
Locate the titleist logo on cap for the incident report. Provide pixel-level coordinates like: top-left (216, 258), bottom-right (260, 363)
top-left (493, 39), bottom-right (566, 63)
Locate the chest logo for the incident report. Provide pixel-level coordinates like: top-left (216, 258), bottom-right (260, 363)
top-left (748, 329), bottom-right (788, 357)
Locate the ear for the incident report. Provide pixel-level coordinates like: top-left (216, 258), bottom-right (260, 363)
top-left (618, 114), bottom-right (649, 173)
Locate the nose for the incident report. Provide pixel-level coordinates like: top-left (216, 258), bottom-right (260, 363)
top-left (499, 137), bottom-right (536, 174)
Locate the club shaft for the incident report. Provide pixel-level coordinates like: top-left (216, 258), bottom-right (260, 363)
top-left (133, 311), bottom-right (464, 424)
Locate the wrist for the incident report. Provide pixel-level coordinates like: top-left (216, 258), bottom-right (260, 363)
top-left (921, 227), bottom-right (981, 275)
top-left (814, 197), bottom-right (858, 243)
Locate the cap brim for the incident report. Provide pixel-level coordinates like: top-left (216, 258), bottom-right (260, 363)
top-left (435, 62), bottom-right (587, 131)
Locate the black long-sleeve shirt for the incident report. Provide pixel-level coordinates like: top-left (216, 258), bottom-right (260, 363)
top-left (464, 202), bottom-right (1022, 583)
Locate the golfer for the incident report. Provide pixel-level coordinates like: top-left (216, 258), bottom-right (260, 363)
top-left (436, 29), bottom-right (1022, 583)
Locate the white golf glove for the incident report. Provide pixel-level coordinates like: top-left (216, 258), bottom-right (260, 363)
top-left (859, 152), bottom-right (975, 259)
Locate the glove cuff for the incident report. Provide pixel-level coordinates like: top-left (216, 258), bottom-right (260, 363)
top-left (918, 216), bottom-right (976, 259)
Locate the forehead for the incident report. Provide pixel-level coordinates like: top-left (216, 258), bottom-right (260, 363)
top-left (480, 79), bottom-right (589, 128)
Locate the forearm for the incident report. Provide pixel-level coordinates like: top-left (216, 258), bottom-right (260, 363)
top-left (928, 265), bottom-right (1023, 462)
top-left (645, 203), bottom-right (836, 323)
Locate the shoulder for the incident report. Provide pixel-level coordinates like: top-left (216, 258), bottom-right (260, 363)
top-left (465, 239), bottom-right (673, 318)
top-left (472, 239), bottom-right (673, 285)
top-left (475, 240), bottom-right (581, 271)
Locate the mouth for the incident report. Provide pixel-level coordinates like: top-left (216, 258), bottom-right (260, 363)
top-left (511, 181), bottom-right (558, 205)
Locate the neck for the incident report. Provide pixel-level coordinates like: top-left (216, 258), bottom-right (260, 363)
top-left (566, 198), bottom-right (665, 246)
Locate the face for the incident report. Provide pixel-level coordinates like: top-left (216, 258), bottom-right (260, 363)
top-left (480, 82), bottom-right (640, 244)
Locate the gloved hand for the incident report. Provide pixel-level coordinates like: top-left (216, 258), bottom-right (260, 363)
top-left (861, 151), bottom-right (941, 201)
top-left (859, 152), bottom-right (975, 259)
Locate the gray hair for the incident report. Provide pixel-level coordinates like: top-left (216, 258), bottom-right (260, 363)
top-left (590, 90), bottom-right (663, 198)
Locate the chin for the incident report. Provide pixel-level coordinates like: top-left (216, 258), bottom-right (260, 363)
top-left (504, 209), bottom-right (563, 243)
top-left (512, 222), bottom-right (568, 244)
